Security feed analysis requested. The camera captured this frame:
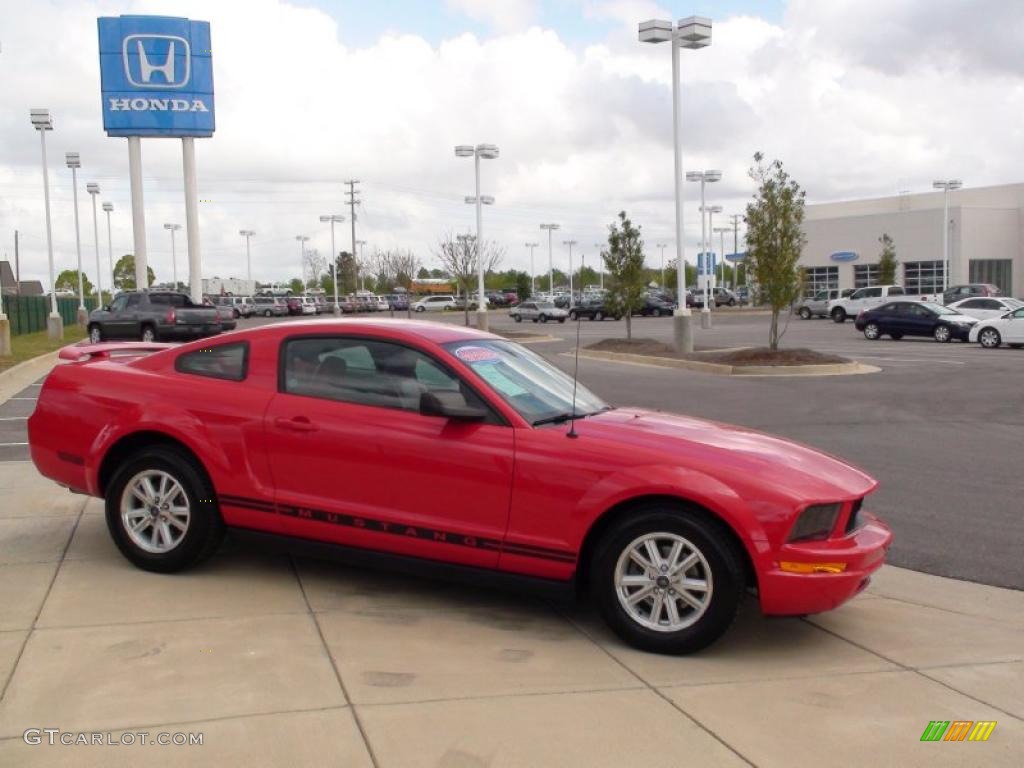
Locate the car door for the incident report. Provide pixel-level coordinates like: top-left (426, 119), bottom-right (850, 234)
top-left (100, 295), bottom-right (130, 337)
top-left (904, 303), bottom-right (936, 336)
top-left (112, 294), bottom-right (144, 338)
top-left (262, 334), bottom-right (515, 569)
top-left (1004, 308), bottom-right (1024, 342)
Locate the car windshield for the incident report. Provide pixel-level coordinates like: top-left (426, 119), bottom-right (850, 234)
top-left (1003, 298), bottom-right (1024, 309)
top-left (443, 340), bottom-right (609, 426)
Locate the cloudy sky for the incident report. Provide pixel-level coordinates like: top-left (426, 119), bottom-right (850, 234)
top-left (1, 0), bottom-right (1021, 288)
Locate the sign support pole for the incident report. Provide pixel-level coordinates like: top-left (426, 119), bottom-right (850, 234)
top-left (182, 137), bottom-right (202, 304)
top-left (128, 136), bottom-right (148, 291)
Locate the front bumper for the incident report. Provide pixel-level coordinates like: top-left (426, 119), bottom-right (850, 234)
top-left (759, 513), bottom-right (893, 615)
top-left (949, 323), bottom-right (974, 341)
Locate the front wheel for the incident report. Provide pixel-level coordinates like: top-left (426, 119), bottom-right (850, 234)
top-left (651, 308), bottom-right (661, 317)
top-left (979, 328), bottom-right (1001, 349)
top-left (569, 311), bottom-right (578, 321)
top-left (728, 299), bottom-right (736, 307)
top-left (934, 324), bottom-right (952, 343)
top-left (105, 447), bottom-right (225, 573)
top-left (558, 318), bottom-right (566, 323)
top-left (831, 308), bottom-right (847, 323)
top-left (513, 315), bottom-right (522, 323)
top-left (88, 324), bottom-right (103, 343)
top-left (591, 508), bottom-right (744, 655)
top-left (863, 322), bottom-right (881, 340)
top-left (264, 309), bottom-right (273, 318)
top-left (594, 311), bottom-right (604, 321)
top-left (799, 307), bottom-right (812, 320)
top-left (539, 314), bottom-right (548, 324)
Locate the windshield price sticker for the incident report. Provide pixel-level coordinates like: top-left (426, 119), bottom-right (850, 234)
top-left (454, 346), bottom-right (501, 364)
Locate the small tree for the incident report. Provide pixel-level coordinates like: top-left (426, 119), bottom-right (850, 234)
top-left (878, 233), bottom-right (899, 284)
top-left (602, 211), bottom-right (647, 340)
top-left (112, 255), bottom-right (155, 291)
top-left (435, 233), bottom-right (504, 326)
top-left (745, 153), bottom-right (807, 350)
top-left (55, 269), bottom-right (93, 297)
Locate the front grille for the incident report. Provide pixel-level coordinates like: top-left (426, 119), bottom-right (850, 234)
top-left (845, 498), bottom-right (864, 534)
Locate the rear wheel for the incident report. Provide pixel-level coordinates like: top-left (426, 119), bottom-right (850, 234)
top-left (831, 308), bottom-right (847, 323)
top-left (863, 322), bottom-right (881, 340)
top-left (105, 447), bottom-right (224, 573)
top-left (594, 310), bottom-right (604, 321)
top-left (569, 311), bottom-right (578, 321)
top-left (799, 307), bottom-right (812, 320)
top-left (979, 328), bottom-right (1001, 349)
top-left (934, 324), bottom-right (952, 343)
top-left (88, 324), bottom-right (103, 343)
top-left (1009, 344), bottom-right (1022, 349)
top-left (558, 318), bottom-right (566, 323)
top-left (141, 325), bottom-right (157, 343)
top-left (590, 508), bottom-right (744, 654)
top-left (539, 314), bottom-right (548, 324)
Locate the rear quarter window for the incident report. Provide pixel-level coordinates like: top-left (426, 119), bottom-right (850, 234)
top-left (175, 342), bottom-right (249, 382)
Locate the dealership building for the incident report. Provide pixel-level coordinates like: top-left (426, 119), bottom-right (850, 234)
top-left (799, 183), bottom-right (1023, 298)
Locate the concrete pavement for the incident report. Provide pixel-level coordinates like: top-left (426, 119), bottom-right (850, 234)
top-left (0, 462), bottom-right (1021, 767)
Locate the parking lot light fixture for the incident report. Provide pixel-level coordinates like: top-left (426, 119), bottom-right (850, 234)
top-left (102, 202), bottom-right (115, 294)
top-left (65, 152), bottom-right (88, 324)
top-left (594, 243), bottom-right (604, 290)
top-left (318, 216), bottom-right (344, 314)
top-left (86, 183), bottom-right (103, 304)
top-left (239, 230), bottom-right (256, 284)
top-left (163, 223), bottom-right (182, 289)
top-left (563, 240), bottom-right (578, 298)
top-left (687, 170), bottom-right (722, 326)
top-left (31, 109), bottom-right (61, 336)
top-left (639, 16), bottom-right (712, 352)
top-left (295, 235), bottom-right (310, 291)
top-left (456, 143), bottom-right (499, 330)
top-left (933, 179), bottom-right (963, 293)
top-left (713, 226), bottom-right (732, 290)
top-left (540, 223), bottom-right (560, 294)
top-left (525, 242), bottom-right (539, 295)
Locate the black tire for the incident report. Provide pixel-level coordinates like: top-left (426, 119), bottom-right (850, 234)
top-left (863, 322), bottom-right (881, 340)
top-left (140, 324), bottom-right (158, 343)
top-left (799, 307), bottom-right (812, 320)
top-left (264, 309), bottom-right (273, 317)
top-left (590, 506), bottom-right (744, 655)
top-left (539, 314), bottom-right (548, 324)
top-left (831, 308), bottom-right (847, 323)
top-left (104, 446), bottom-right (225, 573)
top-left (594, 311), bottom-right (604, 321)
top-left (232, 309), bottom-right (240, 319)
top-left (890, 332), bottom-right (903, 340)
top-left (651, 308), bottom-right (661, 317)
top-left (88, 323), bottom-right (103, 343)
top-left (728, 299), bottom-right (736, 307)
top-left (934, 324), bottom-right (952, 343)
top-left (978, 327), bottom-right (1001, 349)
top-left (513, 315), bottom-right (522, 323)
top-left (532, 318), bottom-right (538, 323)
top-left (1009, 344), bottom-right (1023, 349)
top-left (416, 306), bottom-right (426, 313)
top-left (558, 318), bottom-right (566, 323)
top-left (569, 311), bottom-right (578, 321)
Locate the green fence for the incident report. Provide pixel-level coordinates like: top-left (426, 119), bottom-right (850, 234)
top-left (1, 295), bottom-right (98, 336)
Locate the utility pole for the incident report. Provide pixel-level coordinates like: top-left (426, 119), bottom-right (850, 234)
top-left (345, 180), bottom-right (361, 286)
top-left (525, 242), bottom-right (539, 296)
top-left (729, 214), bottom-right (742, 289)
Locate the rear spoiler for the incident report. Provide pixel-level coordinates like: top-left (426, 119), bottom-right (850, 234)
top-left (58, 341), bottom-right (176, 362)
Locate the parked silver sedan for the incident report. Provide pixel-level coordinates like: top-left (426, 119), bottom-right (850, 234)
top-left (510, 300), bottom-right (569, 324)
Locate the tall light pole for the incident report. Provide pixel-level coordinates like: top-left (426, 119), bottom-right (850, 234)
top-left (639, 16), bottom-right (712, 351)
top-left (163, 224), bottom-right (181, 289)
top-left (594, 243), bottom-right (605, 290)
top-left (563, 240), bottom-right (578, 298)
top-left (239, 229), bottom-right (255, 284)
top-left (713, 225), bottom-right (731, 291)
top-left (729, 213), bottom-right (742, 289)
top-left (102, 202), bottom-right (115, 296)
top-left (319, 215), bottom-right (344, 314)
top-left (31, 110), bottom-right (61, 339)
top-left (686, 170), bottom-right (722, 326)
top-left (65, 152), bottom-right (87, 325)
top-left (525, 242), bottom-right (539, 296)
top-left (86, 183), bottom-right (102, 305)
top-left (933, 179), bottom-right (962, 293)
top-left (657, 243), bottom-right (668, 288)
top-left (296, 235), bottom-right (309, 292)
top-left (540, 223), bottom-right (560, 294)
top-left (456, 144), bottom-right (499, 330)
top-left (356, 239), bottom-right (367, 291)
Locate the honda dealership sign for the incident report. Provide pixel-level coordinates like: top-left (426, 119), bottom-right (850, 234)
top-left (98, 15), bottom-right (215, 137)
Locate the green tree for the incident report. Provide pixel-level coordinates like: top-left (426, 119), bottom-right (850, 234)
top-left (514, 271), bottom-right (531, 300)
top-left (288, 278), bottom-right (304, 294)
top-left (416, 266), bottom-right (431, 280)
top-left (878, 233), bottom-right (899, 284)
top-left (55, 269), bottom-right (93, 297)
top-left (744, 153), bottom-right (807, 350)
top-left (602, 211), bottom-right (647, 340)
top-left (112, 255), bottom-right (155, 291)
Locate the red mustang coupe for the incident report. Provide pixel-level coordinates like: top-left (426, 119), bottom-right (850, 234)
top-left (28, 320), bottom-right (892, 654)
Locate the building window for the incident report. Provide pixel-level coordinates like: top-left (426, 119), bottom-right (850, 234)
top-left (969, 259), bottom-right (1013, 296)
top-left (853, 264), bottom-right (880, 289)
top-left (802, 266), bottom-right (838, 297)
top-left (904, 261), bottom-right (945, 295)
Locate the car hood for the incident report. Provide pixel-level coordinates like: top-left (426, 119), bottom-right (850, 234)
top-left (580, 408), bottom-right (877, 501)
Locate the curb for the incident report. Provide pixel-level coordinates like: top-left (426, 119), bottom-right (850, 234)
top-left (0, 350), bottom-right (61, 405)
top-left (503, 334), bottom-right (558, 344)
top-left (576, 349), bottom-right (880, 377)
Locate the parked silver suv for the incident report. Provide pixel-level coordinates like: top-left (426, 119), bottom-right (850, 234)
top-left (797, 288), bottom-right (842, 319)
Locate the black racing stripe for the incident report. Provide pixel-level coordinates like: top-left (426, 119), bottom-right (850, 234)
top-left (218, 494), bottom-right (577, 564)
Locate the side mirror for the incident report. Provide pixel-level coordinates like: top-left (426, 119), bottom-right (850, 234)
top-left (419, 391), bottom-right (487, 421)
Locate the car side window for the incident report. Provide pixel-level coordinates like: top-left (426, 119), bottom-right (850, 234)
top-left (282, 337), bottom-right (494, 418)
top-left (1013, 309), bottom-right (1024, 319)
top-left (887, 287), bottom-right (904, 296)
top-left (125, 295), bottom-right (141, 308)
top-left (959, 299), bottom-right (982, 308)
top-left (908, 304), bottom-right (931, 317)
top-left (849, 289), bottom-right (865, 300)
top-left (864, 287), bottom-right (883, 298)
top-left (109, 296), bottom-right (129, 312)
top-left (175, 342), bottom-right (249, 381)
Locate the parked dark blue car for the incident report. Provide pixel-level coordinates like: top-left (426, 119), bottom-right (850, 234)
top-left (854, 301), bottom-right (977, 342)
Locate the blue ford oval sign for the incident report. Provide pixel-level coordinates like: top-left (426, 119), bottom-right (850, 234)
top-left (725, 252), bottom-right (747, 262)
top-left (830, 251), bottom-right (858, 262)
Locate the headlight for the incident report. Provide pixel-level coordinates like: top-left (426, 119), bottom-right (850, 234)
top-left (788, 503), bottom-right (842, 542)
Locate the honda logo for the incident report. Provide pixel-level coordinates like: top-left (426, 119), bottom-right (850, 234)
top-left (122, 34), bottom-right (190, 88)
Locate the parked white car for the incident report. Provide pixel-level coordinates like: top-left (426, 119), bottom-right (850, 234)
top-left (947, 296), bottom-right (1023, 321)
top-left (969, 306), bottom-right (1024, 348)
top-left (412, 295), bottom-right (457, 312)
top-left (510, 300), bottom-right (568, 323)
top-left (828, 285), bottom-right (940, 323)
top-left (299, 296), bottom-right (318, 315)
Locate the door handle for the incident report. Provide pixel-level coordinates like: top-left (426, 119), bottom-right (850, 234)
top-left (274, 416), bottom-right (318, 433)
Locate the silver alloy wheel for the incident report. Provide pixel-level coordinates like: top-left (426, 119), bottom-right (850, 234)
top-left (614, 532), bottom-right (713, 632)
top-left (979, 328), bottom-right (1000, 348)
top-left (864, 323), bottom-right (880, 340)
top-left (934, 325), bottom-right (950, 342)
top-left (89, 325), bottom-right (102, 343)
top-left (120, 469), bottom-right (191, 554)
top-left (141, 326), bottom-right (156, 342)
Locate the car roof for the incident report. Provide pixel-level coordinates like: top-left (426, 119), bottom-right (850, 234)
top-left (242, 318), bottom-right (501, 345)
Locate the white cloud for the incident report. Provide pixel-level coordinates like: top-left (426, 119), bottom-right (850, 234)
top-left (446, 0), bottom-right (538, 33)
top-left (0, 0), bottom-right (1021, 289)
